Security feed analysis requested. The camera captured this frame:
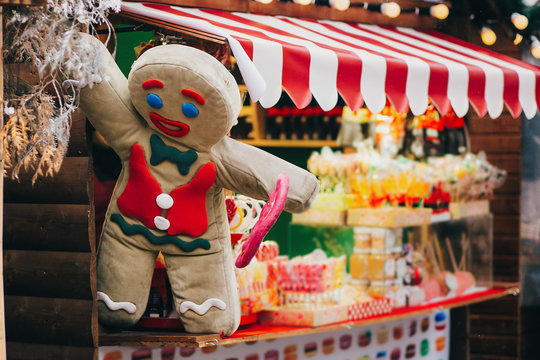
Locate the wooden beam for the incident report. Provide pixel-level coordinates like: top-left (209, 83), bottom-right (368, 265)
top-left (3, 203), bottom-right (93, 252)
top-left (0, 6), bottom-right (6, 359)
top-left (67, 110), bottom-right (90, 157)
top-left (5, 296), bottom-right (95, 347)
top-left (6, 342), bottom-right (95, 360)
top-left (111, 12), bottom-right (227, 45)
top-left (4, 157), bottom-right (91, 204)
top-left (0, 0), bottom-right (45, 5)
top-left (3, 250), bottom-right (93, 300)
top-left (129, 0), bottom-right (440, 29)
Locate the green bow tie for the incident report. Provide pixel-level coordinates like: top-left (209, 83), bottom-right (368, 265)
top-left (149, 134), bottom-right (198, 175)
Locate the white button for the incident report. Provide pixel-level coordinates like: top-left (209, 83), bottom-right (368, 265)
top-left (156, 193), bottom-right (174, 209)
top-left (154, 216), bottom-right (170, 231)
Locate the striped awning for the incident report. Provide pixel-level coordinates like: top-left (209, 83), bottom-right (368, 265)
top-left (121, 2), bottom-right (540, 119)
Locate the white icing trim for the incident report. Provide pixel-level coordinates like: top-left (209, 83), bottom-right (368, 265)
top-left (97, 291), bottom-right (137, 314)
top-left (179, 298), bottom-right (227, 315)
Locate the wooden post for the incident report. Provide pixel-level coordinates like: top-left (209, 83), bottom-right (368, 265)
top-left (0, 6), bottom-right (6, 359)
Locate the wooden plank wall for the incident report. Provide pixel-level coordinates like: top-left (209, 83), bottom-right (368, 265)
top-left (3, 110), bottom-right (97, 360)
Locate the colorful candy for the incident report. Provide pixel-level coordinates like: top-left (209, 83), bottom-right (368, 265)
top-left (307, 145), bottom-right (505, 209)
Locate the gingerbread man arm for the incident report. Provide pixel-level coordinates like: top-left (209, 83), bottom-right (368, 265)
top-left (74, 34), bottom-right (144, 160)
top-left (212, 136), bottom-right (319, 213)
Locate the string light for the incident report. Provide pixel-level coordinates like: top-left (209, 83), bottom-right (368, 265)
top-left (511, 12), bottom-right (528, 30)
top-left (531, 36), bottom-right (540, 59)
top-left (514, 33), bottom-right (523, 45)
top-left (292, 0), bottom-right (312, 5)
top-left (254, 0), bottom-right (274, 4)
top-left (329, 0), bottom-right (350, 11)
top-left (480, 26), bottom-right (497, 46)
top-left (380, 2), bottom-right (401, 18)
top-left (430, 4), bottom-right (449, 20)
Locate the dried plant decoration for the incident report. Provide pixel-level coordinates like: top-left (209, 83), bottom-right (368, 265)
top-left (1, 0), bottom-right (121, 184)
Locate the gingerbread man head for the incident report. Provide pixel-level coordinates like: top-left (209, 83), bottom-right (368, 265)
top-left (128, 44), bottom-right (242, 150)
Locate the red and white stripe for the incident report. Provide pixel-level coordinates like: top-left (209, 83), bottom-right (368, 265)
top-left (121, 2), bottom-right (540, 119)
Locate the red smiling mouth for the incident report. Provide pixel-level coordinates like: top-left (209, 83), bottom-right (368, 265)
top-left (149, 112), bottom-right (190, 137)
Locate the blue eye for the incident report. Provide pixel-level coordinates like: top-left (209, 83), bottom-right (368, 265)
top-left (182, 103), bottom-right (199, 118)
top-left (146, 94), bottom-right (163, 109)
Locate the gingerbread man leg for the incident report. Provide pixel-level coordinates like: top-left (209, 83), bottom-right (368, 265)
top-left (97, 231), bottom-right (158, 328)
top-left (163, 246), bottom-right (240, 336)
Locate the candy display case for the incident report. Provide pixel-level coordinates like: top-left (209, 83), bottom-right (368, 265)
top-left (288, 213), bottom-right (493, 310)
top-left (406, 214), bottom-right (493, 294)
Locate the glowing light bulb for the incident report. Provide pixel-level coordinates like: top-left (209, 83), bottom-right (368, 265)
top-left (531, 36), bottom-right (540, 59)
top-left (513, 33), bottom-right (523, 45)
top-left (430, 4), bottom-right (449, 20)
top-left (480, 26), bottom-right (496, 46)
top-left (511, 12), bottom-right (528, 30)
top-left (256, 0), bottom-right (273, 3)
top-left (330, 0), bottom-right (350, 11)
top-left (293, 0), bottom-right (312, 5)
top-left (381, 2), bottom-right (401, 18)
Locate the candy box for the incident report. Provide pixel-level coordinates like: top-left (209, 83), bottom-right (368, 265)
top-left (449, 200), bottom-right (490, 220)
top-left (347, 297), bottom-right (392, 321)
top-left (240, 288), bottom-right (279, 315)
top-left (347, 207), bottom-right (431, 228)
top-left (259, 296), bottom-right (392, 327)
top-left (310, 193), bottom-right (355, 211)
top-left (259, 304), bottom-right (348, 327)
top-left (292, 209), bottom-right (347, 226)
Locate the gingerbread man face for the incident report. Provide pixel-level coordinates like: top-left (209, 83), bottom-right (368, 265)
top-left (128, 44), bottom-right (242, 150)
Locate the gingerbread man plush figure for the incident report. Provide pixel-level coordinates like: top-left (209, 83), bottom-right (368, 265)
top-left (75, 35), bottom-right (319, 335)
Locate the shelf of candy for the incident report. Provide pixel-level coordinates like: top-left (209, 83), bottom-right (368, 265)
top-left (227, 195), bottom-right (281, 318)
top-left (258, 249), bottom-right (392, 327)
top-left (234, 240), bottom-right (280, 317)
top-left (427, 153), bottom-right (505, 220)
top-left (295, 139), bottom-right (506, 227)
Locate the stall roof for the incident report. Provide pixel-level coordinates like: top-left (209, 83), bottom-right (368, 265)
top-left (121, 2), bottom-right (540, 119)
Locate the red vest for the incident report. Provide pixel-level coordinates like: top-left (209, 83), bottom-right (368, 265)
top-left (117, 144), bottom-right (216, 237)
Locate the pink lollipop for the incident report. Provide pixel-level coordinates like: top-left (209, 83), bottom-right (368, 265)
top-left (235, 174), bottom-right (290, 268)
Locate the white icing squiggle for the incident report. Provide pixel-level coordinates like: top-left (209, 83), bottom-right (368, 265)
top-left (97, 291), bottom-right (136, 314)
top-left (179, 298), bottom-right (227, 315)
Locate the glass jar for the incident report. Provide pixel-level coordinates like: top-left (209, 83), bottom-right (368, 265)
top-left (353, 228), bottom-right (372, 250)
top-left (393, 279), bottom-right (407, 308)
top-left (393, 246), bottom-right (407, 280)
top-left (367, 251), bottom-right (385, 281)
top-left (368, 280), bottom-right (385, 298)
top-left (349, 278), bottom-right (369, 293)
top-left (368, 249), bottom-right (397, 281)
top-left (370, 228), bottom-right (387, 250)
top-left (350, 248), bottom-right (370, 280)
top-left (391, 228), bottom-right (403, 248)
top-left (368, 280), bottom-right (395, 299)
